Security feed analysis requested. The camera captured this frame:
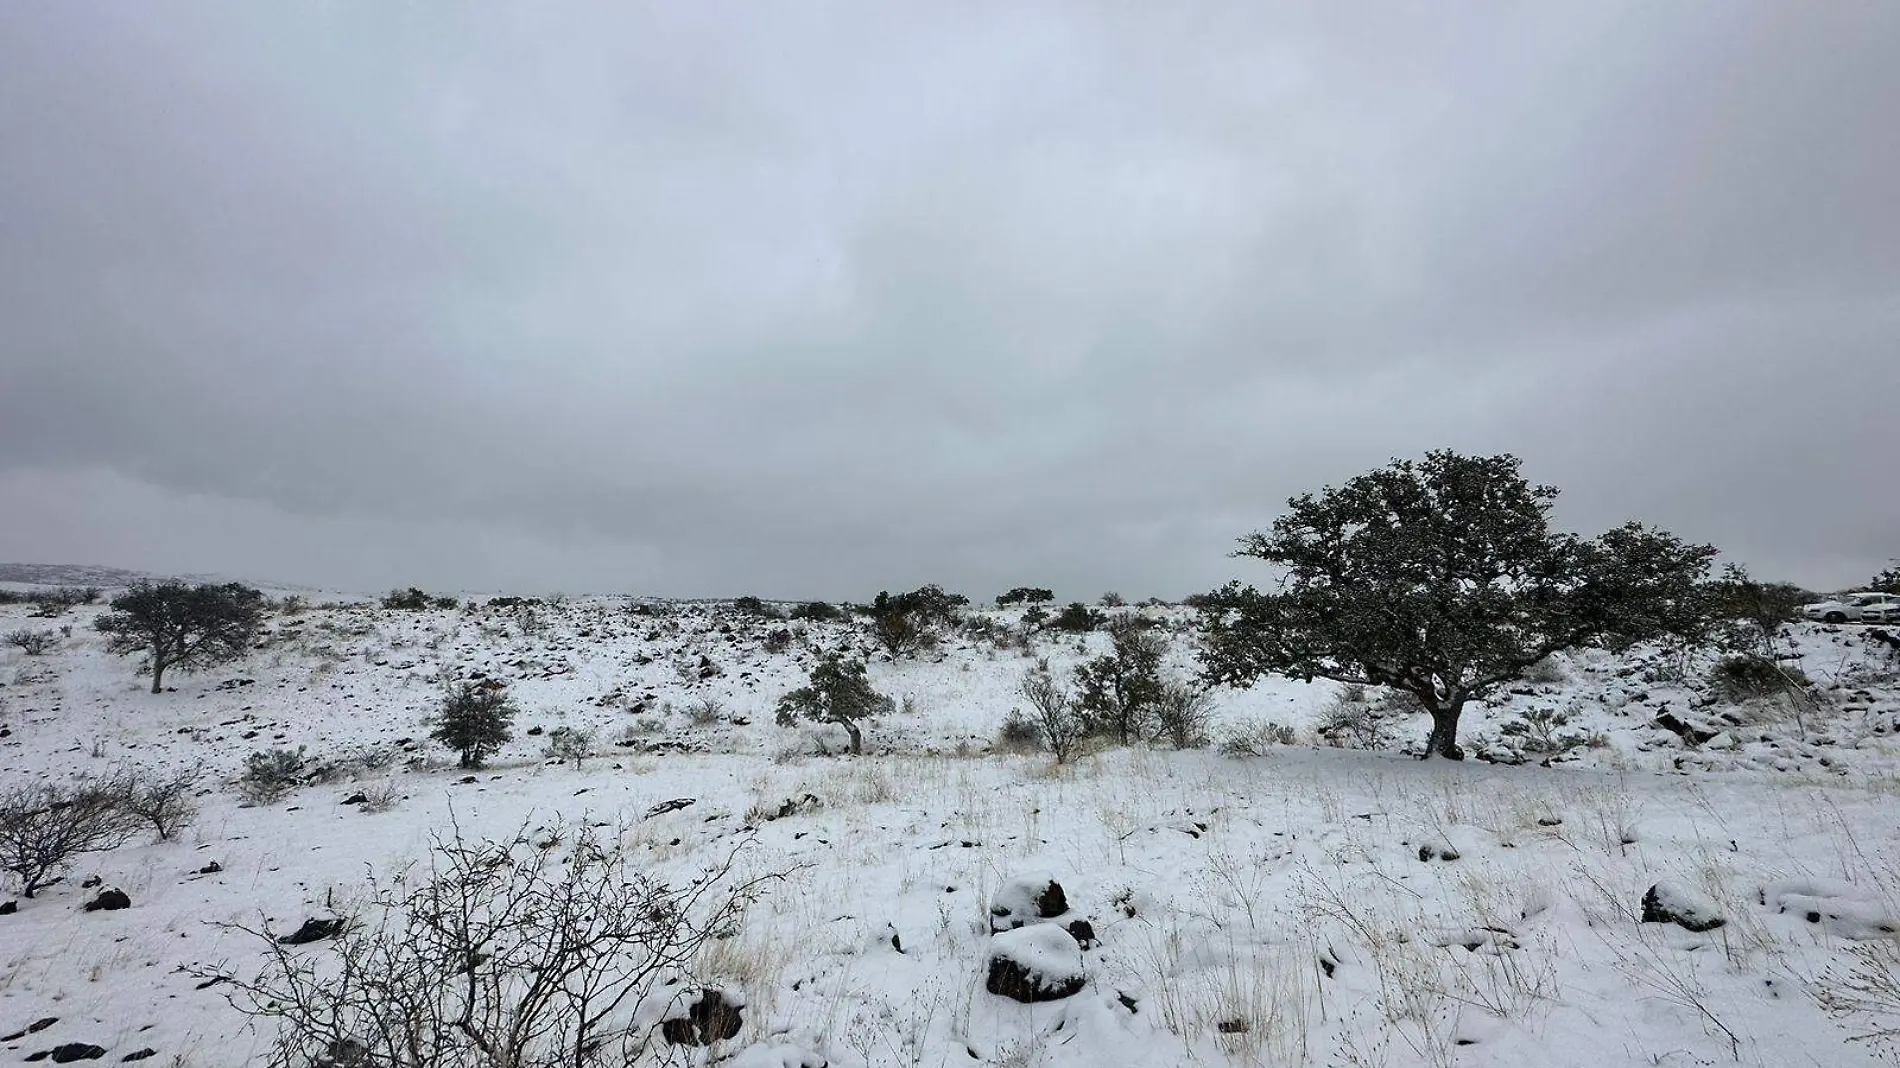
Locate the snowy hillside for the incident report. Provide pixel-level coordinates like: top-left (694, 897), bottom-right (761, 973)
top-left (2, 595), bottom-right (1898, 1067)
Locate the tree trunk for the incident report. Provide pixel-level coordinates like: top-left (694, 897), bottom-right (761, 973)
top-left (1422, 703), bottom-right (1466, 760)
top-left (844, 721), bottom-right (863, 756)
top-left (150, 651), bottom-right (166, 694)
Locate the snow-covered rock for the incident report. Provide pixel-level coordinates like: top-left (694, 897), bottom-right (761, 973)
top-left (1642, 882), bottom-right (1725, 932)
top-left (986, 924), bottom-right (1086, 1002)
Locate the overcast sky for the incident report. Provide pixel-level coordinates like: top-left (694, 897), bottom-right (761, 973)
top-left (2, 3), bottom-right (1896, 600)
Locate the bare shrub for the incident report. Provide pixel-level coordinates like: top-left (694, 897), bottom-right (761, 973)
top-left (1152, 680), bottom-right (1216, 749)
top-left (0, 780), bottom-right (140, 897)
top-left (6, 628), bottom-right (56, 656)
top-left (113, 764), bottom-right (203, 840)
top-left (686, 697), bottom-right (725, 726)
top-left (240, 746), bottom-right (309, 804)
top-left (1217, 721), bottom-right (1297, 757)
top-left (1018, 658), bottom-right (1081, 762)
top-left (541, 726), bottom-right (596, 769)
top-left (196, 823), bottom-right (789, 1068)
top-left (1316, 685), bottom-right (1407, 750)
top-left (1819, 939), bottom-right (1900, 1058)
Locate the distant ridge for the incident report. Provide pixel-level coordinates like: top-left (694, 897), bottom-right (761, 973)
top-left (0, 562), bottom-right (156, 587)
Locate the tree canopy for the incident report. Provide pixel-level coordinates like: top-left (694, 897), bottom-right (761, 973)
top-left (1199, 451), bottom-right (1716, 758)
top-left (96, 581), bottom-right (265, 693)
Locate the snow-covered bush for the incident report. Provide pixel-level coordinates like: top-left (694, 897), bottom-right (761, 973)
top-left (240, 746), bottom-right (309, 803)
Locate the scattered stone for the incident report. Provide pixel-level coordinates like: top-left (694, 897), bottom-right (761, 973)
top-left (1653, 711), bottom-right (1718, 746)
top-left (278, 917), bottom-right (344, 945)
top-left (989, 873), bottom-right (1069, 932)
top-left (195, 861), bottom-right (222, 875)
top-left (1642, 883), bottom-right (1726, 932)
top-left (121, 1051), bottom-right (157, 1062)
top-left (80, 876), bottom-right (102, 889)
top-left (764, 794), bottom-right (820, 821)
top-left (32, 1044), bottom-right (107, 1063)
top-left (0, 900), bottom-right (16, 915)
top-left (987, 925), bottom-right (1086, 1002)
top-left (341, 793), bottom-right (369, 805)
top-left (660, 989), bottom-right (744, 1047)
top-left (3, 1018), bottom-right (59, 1041)
top-left (1417, 843), bottom-right (1460, 863)
top-left (644, 798), bottom-right (696, 819)
top-left (82, 889), bottom-right (131, 912)
top-left (1065, 919), bottom-right (1098, 949)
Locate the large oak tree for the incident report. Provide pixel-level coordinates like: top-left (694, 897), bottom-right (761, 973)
top-left (1199, 452), bottom-right (1716, 759)
top-left (96, 581), bottom-right (265, 693)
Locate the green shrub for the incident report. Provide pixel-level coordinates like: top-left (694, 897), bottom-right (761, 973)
top-left (432, 682), bottom-right (517, 769)
top-left (1708, 655), bottom-right (1810, 703)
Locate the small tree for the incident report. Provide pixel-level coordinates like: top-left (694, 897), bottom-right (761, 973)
top-left (95, 581), bottom-right (265, 693)
top-left (996, 587), bottom-right (1054, 607)
top-left (1051, 602), bottom-right (1103, 633)
top-left (863, 585), bottom-right (966, 657)
top-left (1200, 451), bottom-right (1718, 759)
top-left (0, 781), bottom-right (139, 898)
top-left (1073, 617), bottom-right (1166, 745)
top-left (775, 655), bottom-right (883, 755)
top-left (1710, 564), bottom-right (1809, 657)
top-left (432, 682), bottom-right (517, 769)
top-left (1018, 658), bottom-right (1082, 763)
top-left (1869, 563), bottom-right (1900, 595)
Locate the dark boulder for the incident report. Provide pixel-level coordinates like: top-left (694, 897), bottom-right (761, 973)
top-left (660, 989), bottom-right (744, 1046)
top-left (82, 889), bottom-right (131, 912)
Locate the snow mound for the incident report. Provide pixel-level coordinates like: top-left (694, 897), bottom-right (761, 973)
top-left (1642, 881), bottom-right (1725, 932)
top-left (1762, 878), bottom-right (1898, 939)
top-left (986, 924), bottom-right (1086, 1002)
top-left (989, 871), bottom-right (1070, 932)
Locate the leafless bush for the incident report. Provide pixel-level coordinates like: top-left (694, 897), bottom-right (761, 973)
top-left (110, 764), bottom-right (204, 840)
top-left (6, 628), bottom-right (56, 656)
top-left (239, 746), bottom-right (309, 804)
top-left (686, 698), bottom-right (725, 726)
top-left (1819, 939), bottom-right (1900, 1059)
top-left (542, 726), bottom-right (596, 769)
top-left (1216, 720), bottom-right (1297, 757)
top-left (1018, 658), bottom-right (1082, 763)
top-left (0, 781), bottom-right (140, 897)
top-left (196, 822), bottom-right (790, 1068)
top-left (1152, 680), bottom-right (1216, 749)
top-left (1316, 684), bottom-right (1406, 750)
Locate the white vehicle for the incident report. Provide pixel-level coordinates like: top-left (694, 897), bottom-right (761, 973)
top-left (1800, 592), bottom-right (1900, 624)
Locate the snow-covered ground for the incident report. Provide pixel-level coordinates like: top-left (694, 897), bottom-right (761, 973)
top-left (2, 594), bottom-right (1898, 1067)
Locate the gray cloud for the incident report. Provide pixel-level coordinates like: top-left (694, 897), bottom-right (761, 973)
top-left (2, 1), bottom-right (1896, 598)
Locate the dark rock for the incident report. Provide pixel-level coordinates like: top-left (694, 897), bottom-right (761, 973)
top-left (3, 1018), bottom-right (59, 1041)
top-left (986, 926), bottom-right (1085, 1002)
top-left (121, 1051), bottom-right (158, 1062)
top-left (341, 793), bottom-right (369, 805)
top-left (644, 798), bottom-right (696, 819)
top-left (35, 1044), bottom-right (107, 1063)
top-left (80, 876), bottom-right (102, 889)
top-left (278, 917), bottom-right (344, 945)
top-left (0, 899), bottom-right (16, 915)
top-left (988, 874), bottom-right (1069, 932)
top-left (659, 989), bottom-right (744, 1047)
top-left (1417, 843), bottom-right (1460, 863)
top-left (1642, 883), bottom-right (1726, 932)
top-left (1653, 711), bottom-right (1718, 746)
top-left (195, 861), bottom-right (222, 875)
top-left (82, 889), bottom-right (131, 912)
top-left (1065, 919), bottom-right (1098, 949)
